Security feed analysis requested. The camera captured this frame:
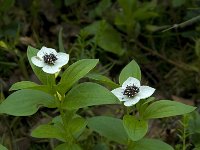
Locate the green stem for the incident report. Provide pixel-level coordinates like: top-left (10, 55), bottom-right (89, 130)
top-left (126, 106), bottom-right (131, 115)
top-left (19, 55), bottom-right (29, 80)
top-left (55, 92), bottom-right (67, 126)
top-left (182, 115), bottom-right (186, 150)
top-left (162, 15), bottom-right (200, 32)
top-left (49, 77), bottom-right (72, 142)
top-left (50, 75), bottom-right (74, 143)
top-left (55, 92), bottom-right (74, 143)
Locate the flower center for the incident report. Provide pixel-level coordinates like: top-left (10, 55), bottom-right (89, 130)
top-left (123, 85), bottom-right (139, 98)
top-left (43, 53), bottom-right (57, 65)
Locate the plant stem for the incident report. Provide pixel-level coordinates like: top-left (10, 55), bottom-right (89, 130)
top-left (55, 92), bottom-right (67, 126)
top-left (135, 41), bottom-right (199, 73)
top-left (182, 115), bottom-right (187, 150)
top-left (19, 55), bottom-right (29, 80)
top-left (55, 92), bottom-right (74, 143)
top-left (126, 106), bottom-right (131, 115)
top-left (162, 15), bottom-right (200, 32)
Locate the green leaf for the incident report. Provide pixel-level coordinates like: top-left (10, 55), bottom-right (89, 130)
top-left (63, 82), bottom-right (119, 109)
top-left (128, 138), bottom-right (174, 150)
top-left (86, 73), bottom-right (119, 89)
top-left (51, 114), bottom-right (86, 139)
top-left (9, 81), bottom-right (50, 93)
top-left (83, 21), bottom-right (101, 35)
top-left (58, 59), bottom-right (98, 94)
top-left (143, 100), bottom-right (196, 119)
top-left (123, 115), bottom-right (148, 141)
top-left (0, 144), bottom-right (8, 150)
top-left (94, 0), bottom-right (111, 16)
top-left (83, 21), bottom-right (124, 55)
top-left (96, 21), bottom-right (124, 55)
top-left (55, 143), bottom-right (82, 150)
top-left (133, 2), bottom-right (158, 21)
top-left (137, 97), bottom-right (155, 117)
top-left (0, 0), bottom-right (14, 12)
top-left (0, 89), bottom-right (56, 116)
top-left (133, 11), bottom-right (158, 21)
top-left (188, 111), bottom-right (200, 134)
top-left (116, 0), bottom-right (137, 30)
top-left (172, 0), bottom-right (186, 7)
top-left (194, 145), bottom-right (200, 150)
top-left (69, 117), bottom-right (87, 138)
top-left (87, 116), bottom-right (128, 144)
top-left (93, 143), bottom-right (109, 150)
top-left (118, 0), bottom-right (137, 16)
top-left (51, 115), bottom-right (74, 141)
top-left (64, 0), bottom-right (79, 6)
top-left (28, 85), bottom-right (52, 93)
top-left (31, 124), bottom-right (65, 142)
top-left (9, 81), bottom-right (38, 91)
top-left (27, 46), bottom-right (55, 85)
top-left (119, 59), bottom-right (141, 85)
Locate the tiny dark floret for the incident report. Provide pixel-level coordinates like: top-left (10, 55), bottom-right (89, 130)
top-left (123, 85), bottom-right (139, 98)
top-left (43, 53), bottom-right (57, 65)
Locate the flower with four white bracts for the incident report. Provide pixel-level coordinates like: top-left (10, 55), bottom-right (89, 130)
top-left (111, 77), bottom-right (155, 106)
top-left (31, 46), bottom-right (69, 74)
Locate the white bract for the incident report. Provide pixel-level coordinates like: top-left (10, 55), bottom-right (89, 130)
top-left (111, 77), bottom-right (155, 106)
top-left (31, 46), bottom-right (69, 74)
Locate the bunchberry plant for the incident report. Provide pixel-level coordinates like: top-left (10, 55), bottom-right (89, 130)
top-left (0, 46), bottom-right (196, 150)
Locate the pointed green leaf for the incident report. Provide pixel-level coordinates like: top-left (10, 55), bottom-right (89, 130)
top-left (94, 0), bottom-right (111, 16)
top-left (87, 116), bottom-right (128, 144)
top-left (143, 100), bottom-right (196, 119)
top-left (83, 21), bottom-right (101, 35)
top-left (27, 46), bottom-right (55, 85)
top-left (31, 124), bottom-right (65, 141)
top-left (118, 0), bottom-right (137, 15)
top-left (69, 117), bottom-right (87, 138)
top-left (0, 144), bottom-right (8, 150)
top-left (9, 81), bottom-right (52, 93)
top-left (123, 115), bottom-right (148, 141)
top-left (96, 21), bottom-right (124, 55)
top-left (86, 73), bottom-right (119, 89)
top-left (0, 89), bottom-right (56, 116)
top-left (58, 59), bottom-right (99, 94)
top-left (119, 59), bottom-right (141, 85)
top-left (137, 97), bottom-right (155, 117)
top-left (9, 81), bottom-right (38, 91)
top-left (132, 1), bottom-right (157, 20)
top-left (63, 82), bottom-right (119, 109)
top-left (55, 143), bottom-right (82, 150)
top-left (128, 138), bottom-right (174, 150)
top-left (83, 21), bottom-right (124, 55)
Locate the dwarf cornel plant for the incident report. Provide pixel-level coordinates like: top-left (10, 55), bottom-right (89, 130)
top-left (0, 46), bottom-right (196, 150)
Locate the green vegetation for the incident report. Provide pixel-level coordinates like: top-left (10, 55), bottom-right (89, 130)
top-left (0, 0), bottom-right (200, 149)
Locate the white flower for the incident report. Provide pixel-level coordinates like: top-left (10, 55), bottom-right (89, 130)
top-left (111, 77), bottom-right (155, 106)
top-left (31, 46), bottom-right (69, 74)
